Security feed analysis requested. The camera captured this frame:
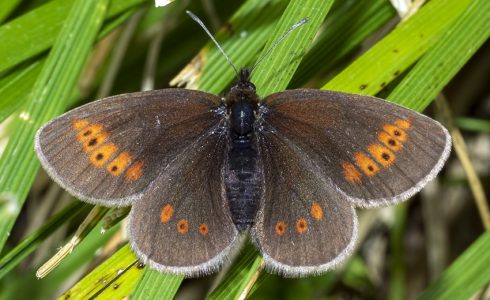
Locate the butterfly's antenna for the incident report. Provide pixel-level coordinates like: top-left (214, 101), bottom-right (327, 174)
top-left (186, 11), bottom-right (239, 78)
top-left (250, 17), bottom-right (309, 74)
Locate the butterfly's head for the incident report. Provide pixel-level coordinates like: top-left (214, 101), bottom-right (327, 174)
top-left (233, 68), bottom-right (256, 91)
top-left (226, 68), bottom-right (258, 107)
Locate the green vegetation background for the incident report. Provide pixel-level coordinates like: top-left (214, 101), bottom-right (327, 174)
top-left (0, 0), bottom-right (489, 299)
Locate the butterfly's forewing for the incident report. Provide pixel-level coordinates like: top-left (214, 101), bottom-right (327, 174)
top-left (252, 128), bottom-right (357, 277)
top-left (261, 89), bottom-right (451, 207)
top-left (128, 120), bottom-right (239, 276)
top-left (35, 89), bottom-right (222, 206)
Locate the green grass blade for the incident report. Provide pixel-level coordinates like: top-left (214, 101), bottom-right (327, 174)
top-left (197, 0), bottom-right (288, 93)
top-left (0, 60), bottom-right (44, 124)
top-left (389, 0), bottom-right (490, 110)
top-left (0, 0), bottom-right (145, 73)
top-left (291, 0), bottom-right (396, 87)
top-left (0, 0), bottom-right (21, 23)
top-left (252, 0), bottom-right (334, 96)
top-left (418, 231), bottom-right (490, 300)
top-left (207, 242), bottom-right (263, 300)
top-left (0, 201), bottom-right (89, 279)
top-left (323, 0), bottom-right (472, 94)
top-left (60, 245), bottom-right (143, 300)
top-left (132, 269), bottom-right (184, 300)
top-left (0, 0), bottom-right (110, 252)
top-left (0, 220), bottom-right (121, 300)
top-left (455, 117), bottom-right (490, 133)
top-left (0, 4), bottom-right (144, 125)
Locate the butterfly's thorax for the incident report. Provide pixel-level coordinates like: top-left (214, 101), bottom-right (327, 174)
top-left (224, 69), bottom-right (263, 231)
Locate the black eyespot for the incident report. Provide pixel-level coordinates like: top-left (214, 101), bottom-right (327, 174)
top-left (88, 138), bottom-right (97, 146)
top-left (382, 153), bottom-right (390, 160)
top-left (96, 153), bottom-right (104, 160)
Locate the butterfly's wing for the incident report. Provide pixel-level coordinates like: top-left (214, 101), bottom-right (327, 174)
top-left (251, 128), bottom-right (357, 277)
top-left (35, 89), bottom-right (224, 206)
top-left (260, 89), bottom-right (451, 207)
top-left (128, 120), bottom-right (240, 276)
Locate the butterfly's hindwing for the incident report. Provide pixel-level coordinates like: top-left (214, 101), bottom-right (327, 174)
top-left (252, 127), bottom-right (357, 277)
top-left (128, 121), bottom-right (239, 276)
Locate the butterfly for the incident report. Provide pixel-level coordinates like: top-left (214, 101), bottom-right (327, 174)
top-left (34, 12), bottom-right (451, 277)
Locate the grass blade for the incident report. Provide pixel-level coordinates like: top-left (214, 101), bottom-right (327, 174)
top-left (418, 231), bottom-right (490, 300)
top-left (60, 245), bottom-right (143, 299)
top-left (0, 0), bottom-right (110, 252)
top-left (323, 0), bottom-right (472, 94)
top-left (132, 269), bottom-right (184, 300)
top-left (0, 0), bottom-right (145, 73)
top-left (0, 201), bottom-right (89, 279)
top-left (252, 0), bottom-right (334, 96)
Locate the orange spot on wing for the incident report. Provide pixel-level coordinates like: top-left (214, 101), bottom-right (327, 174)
top-left (199, 224), bottom-right (209, 236)
top-left (77, 124), bottom-right (103, 142)
top-left (177, 219), bottom-right (188, 234)
top-left (394, 119), bottom-right (411, 129)
top-left (82, 131), bottom-right (108, 153)
top-left (106, 151), bottom-right (132, 176)
top-left (72, 119), bottom-right (89, 130)
top-left (274, 221), bottom-right (286, 236)
top-left (354, 152), bottom-right (380, 176)
top-left (383, 124), bottom-right (407, 142)
top-left (296, 218), bottom-right (308, 234)
top-left (342, 161), bottom-right (362, 183)
top-left (378, 132), bottom-right (403, 151)
top-left (89, 143), bottom-right (118, 167)
top-left (310, 203), bottom-right (323, 221)
top-left (160, 204), bottom-right (173, 223)
top-left (125, 161), bottom-right (144, 181)
top-left (368, 144), bottom-right (396, 167)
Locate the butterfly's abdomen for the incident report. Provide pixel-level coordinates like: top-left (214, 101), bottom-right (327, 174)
top-left (225, 135), bottom-right (263, 231)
